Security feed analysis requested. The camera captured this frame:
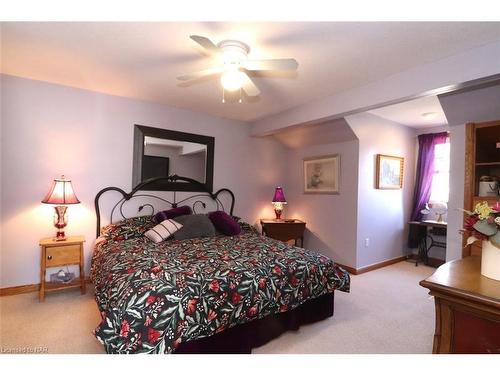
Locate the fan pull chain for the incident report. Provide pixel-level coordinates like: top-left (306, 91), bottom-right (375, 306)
top-left (239, 88), bottom-right (242, 103)
top-left (222, 88), bottom-right (225, 103)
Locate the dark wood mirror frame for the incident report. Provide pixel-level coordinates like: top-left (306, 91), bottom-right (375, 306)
top-left (132, 124), bottom-right (214, 192)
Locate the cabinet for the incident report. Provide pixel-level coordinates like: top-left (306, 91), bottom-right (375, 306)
top-left (463, 120), bottom-right (500, 257)
top-left (39, 236), bottom-right (86, 302)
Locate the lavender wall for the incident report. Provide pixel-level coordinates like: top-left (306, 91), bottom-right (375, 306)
top-left (0, 74), bottom-right (287, 288)
top-left (446, 125), bottom-right (466, 261)
top-left (282, 140), bottom-right (359, 268)
top-left (274, 113), bottom-right (416, 270)
top-left (346, 113), bottom-right (417, 268)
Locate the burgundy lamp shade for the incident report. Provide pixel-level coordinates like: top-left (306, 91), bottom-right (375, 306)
top-left (271, 187), bottom-right (286, 220)
top-left (272, 187), bottom-right (287, 203)
top-left (42, 176), bottom-right (80, 205)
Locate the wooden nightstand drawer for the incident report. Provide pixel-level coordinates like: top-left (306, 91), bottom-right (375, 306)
top-left (45, 245), bottom-right (81, 267)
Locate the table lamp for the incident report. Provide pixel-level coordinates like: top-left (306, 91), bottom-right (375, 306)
top-left (41, 175), bottom-right (80, 241)
top-left (272, 186), bottom-right (287, 220)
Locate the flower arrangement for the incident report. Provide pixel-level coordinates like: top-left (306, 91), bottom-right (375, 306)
top-left (462, 201), bottom-right (500, 248)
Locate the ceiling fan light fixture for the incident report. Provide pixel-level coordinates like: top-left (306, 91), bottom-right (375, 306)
top-left (220, 70), bottom-right (245, 92)
top-left (178, 35), bottom-right (297, 99)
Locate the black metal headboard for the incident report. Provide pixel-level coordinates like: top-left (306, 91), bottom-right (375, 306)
top-left (94, 175), bottom-right (235, 238)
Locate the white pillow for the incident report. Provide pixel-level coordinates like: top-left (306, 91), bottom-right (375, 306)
top-left (144, 219), bottom-right (183, 243)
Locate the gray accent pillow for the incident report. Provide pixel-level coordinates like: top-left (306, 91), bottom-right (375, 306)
top-left (172, 214), bottom-right (216, 240)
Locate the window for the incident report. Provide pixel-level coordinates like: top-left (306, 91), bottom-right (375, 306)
top-left (429, 139), bottom-right (450, 203)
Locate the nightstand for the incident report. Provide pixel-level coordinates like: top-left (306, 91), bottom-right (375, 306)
top-left (260, 219), bottom-right (306, 247)
top-left (39, 235), bottom-right (86, 302)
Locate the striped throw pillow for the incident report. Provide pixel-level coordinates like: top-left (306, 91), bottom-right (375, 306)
top-left (144, 219), bottom-right (183, 243)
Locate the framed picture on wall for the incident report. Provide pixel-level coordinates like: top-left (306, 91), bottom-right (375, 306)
top-left (376, 154), bottom-right (404, 189)
top-left (303, 154), bottom-right (340, 194)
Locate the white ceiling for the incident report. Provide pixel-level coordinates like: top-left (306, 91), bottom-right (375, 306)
top-left (368, 95), bottom-right (448, 128)
top-left (2, 22), bottom-right (500, 122)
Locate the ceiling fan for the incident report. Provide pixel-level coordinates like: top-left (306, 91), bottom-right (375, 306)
top-left (177, 35), bottom-right (299, 101)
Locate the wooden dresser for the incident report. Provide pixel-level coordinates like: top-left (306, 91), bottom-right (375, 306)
top-left (420, 256), bottom-right (500, 353)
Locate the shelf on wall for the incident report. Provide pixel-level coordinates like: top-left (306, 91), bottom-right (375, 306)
top-left (475, 162), bottom-right (500, 166)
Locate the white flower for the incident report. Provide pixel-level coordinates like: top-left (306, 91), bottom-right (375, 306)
top-left (495, 217), bottom-right (500, 226)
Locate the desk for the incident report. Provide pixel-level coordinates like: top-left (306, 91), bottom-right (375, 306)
top-left (408, 220), bottom-right (447, 266)
top-left (420, 256), bottom-right (500, 353)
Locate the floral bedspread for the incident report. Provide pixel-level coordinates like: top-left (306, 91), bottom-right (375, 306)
top-left (90, 223), bottom-right (350, 353)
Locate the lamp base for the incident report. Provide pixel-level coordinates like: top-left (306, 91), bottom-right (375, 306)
top-left (274, 208), bottom-right (283, 221)
top-left (54, 231), bottom-right (67, 241)
top-left (53, 206), bottom-right (68, 241)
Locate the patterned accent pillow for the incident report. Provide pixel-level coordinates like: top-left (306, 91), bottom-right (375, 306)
top-left (144, 219), bottom-right (183, 243)
top-left (100, 216), bottom-right (155, 241)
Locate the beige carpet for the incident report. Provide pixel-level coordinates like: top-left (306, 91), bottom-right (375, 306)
top-left (0, 261), bottom-right (435, 354)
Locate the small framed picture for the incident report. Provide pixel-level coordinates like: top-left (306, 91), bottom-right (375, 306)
top-left (303, 154), bottom-right (340, 194)
top-left (376, 154), bottom-right (404, 189)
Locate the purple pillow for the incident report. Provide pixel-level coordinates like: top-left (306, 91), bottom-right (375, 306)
top-left (154, 205), bottom-right (192, 223)
top-left (208, 211), bottom-right (241, 236)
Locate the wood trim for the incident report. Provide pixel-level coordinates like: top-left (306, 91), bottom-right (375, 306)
top-left (0, 278), bottom-right (91, 297)
top-left (463, 122), bottom-right (475, 257)
top-left (336, 255), bottom-right (406, 275)
top-left (334, 263), bottom-right (357, 274)
top-left (0, 283), bottom-right (40, 296)
top-left (356, 256), bottom-right (407, 274)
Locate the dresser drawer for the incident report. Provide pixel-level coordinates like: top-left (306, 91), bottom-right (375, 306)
top-left (45, 244), bottom-right (81, 267)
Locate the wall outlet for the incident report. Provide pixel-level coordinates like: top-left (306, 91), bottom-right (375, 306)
top-left (365, 238), bottom-right (370, 247)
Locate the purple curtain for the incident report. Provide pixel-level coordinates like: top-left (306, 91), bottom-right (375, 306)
top-left (410, 132), bottom-right (449, 221)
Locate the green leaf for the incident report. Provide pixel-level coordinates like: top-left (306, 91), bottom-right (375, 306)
top-left (235, 303), bottom-right (243, 318)
top-left (136, 292), bottom-right (150, 306)
top-left (127, 309), bottom-right (142, 319)
top-left (178, 304), bottom-right (185, 320)
top-left (165, 294), bottom-right (181, 303)
top-left (473, 220), bottom-right (498, 236)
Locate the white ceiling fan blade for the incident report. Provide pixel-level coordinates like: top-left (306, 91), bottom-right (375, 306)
top-left (176, 67), bottom-right (223, 82)
top-left (241, 73), bottom-right (260, 96)
top-left (190, 35), bottom-right (220, 55)
top-left (242, 58), bottom-right (298, 71)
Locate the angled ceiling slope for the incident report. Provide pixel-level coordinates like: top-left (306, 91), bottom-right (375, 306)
top-left (368, 96), bottom-right (448, 129)
top-left (438, 83), bottom-right (500, 125)
top-left (272, 118), bottom-right (357, 149)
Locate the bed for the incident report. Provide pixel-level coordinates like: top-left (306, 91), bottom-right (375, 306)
top-left (91, 175), bottom-right (350, 354)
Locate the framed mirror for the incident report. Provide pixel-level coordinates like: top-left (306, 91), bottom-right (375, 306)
top-left (132, 125), bottom-right (214, 192)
